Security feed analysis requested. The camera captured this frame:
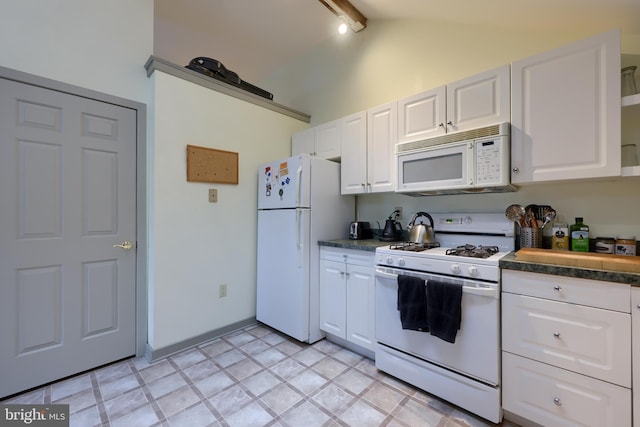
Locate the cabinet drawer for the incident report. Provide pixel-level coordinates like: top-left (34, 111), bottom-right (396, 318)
top-left (320, 247), bottom-right (374, 267)
top-left (502, 270), bottom-right (630, 312)
top-left (502, 293), bottom-right (631, 387)
top-left (503, 352), bottom-right (631, 427)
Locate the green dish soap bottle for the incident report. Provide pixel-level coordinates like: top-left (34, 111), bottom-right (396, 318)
top-left (570, 217), bottom-right (590, 252)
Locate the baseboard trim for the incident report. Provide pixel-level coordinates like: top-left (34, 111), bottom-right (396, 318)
top-left (324, 333), bottom-right (375, 361)
top-left (145, 317), bottom-right (257, 363)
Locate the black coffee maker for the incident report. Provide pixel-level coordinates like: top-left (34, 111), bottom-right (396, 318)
top-left (380, 209), bottom-right (403, 242)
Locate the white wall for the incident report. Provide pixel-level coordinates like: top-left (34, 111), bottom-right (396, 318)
top-left (148, 71), bottom-right (307, 349)
top-left (261, 20), bottom-right (640, 242)
top-left (0, 1), bottom-right (153, 104)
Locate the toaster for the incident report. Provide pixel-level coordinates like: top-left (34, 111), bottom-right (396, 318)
top-left (349, 221), bottom-right (373, 240)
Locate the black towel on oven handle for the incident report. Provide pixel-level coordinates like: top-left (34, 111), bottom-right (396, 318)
top-left (426, 279), bottom-right (463, 343)
top-left (397, 275), bottom-right (429, 331)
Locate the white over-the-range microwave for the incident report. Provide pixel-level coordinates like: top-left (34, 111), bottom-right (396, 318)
top-left (396, 122), bottom-right (515, 195)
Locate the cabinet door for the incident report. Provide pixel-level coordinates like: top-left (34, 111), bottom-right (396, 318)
top-left (319, 259), bottom-right (346, 338)
top-left (314, 119), bottom-right (341, 160)
top-left (291, 127), bottom-right (314, 156)
top-left (340, 111), bottom-right (368, 194)
top-left (447, 65), bottom-right (510, 133)
top-left (511, 29), bottom-right (621, 183)
top-left (346, 264), bottom-right (375, 351)
top-left (367, 101), bottom-right (397, 193)
top-left (502, 293), bottom-right (631, 387)
top-left (397, 86), bottom-right (446, 143)
top-left (632, 288), bottom-right (640, 427)
top-left (502, 270), bottom-right (630, 312)
top-left (503, 352), bottom-right (631, 427)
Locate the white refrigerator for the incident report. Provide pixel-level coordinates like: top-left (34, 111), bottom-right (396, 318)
top-left (257, 154), bottom-right (354, 343)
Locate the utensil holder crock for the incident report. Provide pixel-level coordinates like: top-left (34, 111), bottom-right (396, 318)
top-left (520, 227), bottom-right (542, 248)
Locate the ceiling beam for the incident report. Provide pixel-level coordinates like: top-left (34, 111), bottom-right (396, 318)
top-left (318, 0), bottom-right (367, 32)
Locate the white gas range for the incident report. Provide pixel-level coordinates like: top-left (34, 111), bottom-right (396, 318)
top-left (374, 213), bottom-right (515, 424)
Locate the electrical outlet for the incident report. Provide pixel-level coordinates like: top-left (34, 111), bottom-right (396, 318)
top-left (394, 206), bottom-right (403, 220)
top-left (219, 283), bottom-right (227, 298)
top-left (209, 189), bottom-right (218, 203)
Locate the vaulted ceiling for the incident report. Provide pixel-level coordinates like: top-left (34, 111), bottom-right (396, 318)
top-left (154, 0), bottom-right (640, 84)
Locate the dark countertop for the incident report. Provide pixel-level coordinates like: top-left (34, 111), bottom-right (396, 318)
top-left (500, 252), bottom-right (640, 286)
top-left (318, 239), bottom-right (392, 252)
top-left (320, 240), bottom-right (640, 285)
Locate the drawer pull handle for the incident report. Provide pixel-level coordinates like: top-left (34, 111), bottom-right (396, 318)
top-left (553, 332), bottom-right (561, 338)
top-left (553, 285), bottom-right (562, 291)
top-left (553, 397), bottom-right (562, 406)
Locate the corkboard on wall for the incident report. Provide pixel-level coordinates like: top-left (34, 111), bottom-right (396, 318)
top-left (186, 144), bottom-right (238, 184)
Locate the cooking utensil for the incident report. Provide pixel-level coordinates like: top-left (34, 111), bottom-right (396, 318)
top-left (505, 204), bottom-right (525, 227)
top-left (541, 208), bottom-right (557, 228)
top-left (524, 204), bottom-right (538, 227)
top-left (407, 212), bottom-right (436, 244)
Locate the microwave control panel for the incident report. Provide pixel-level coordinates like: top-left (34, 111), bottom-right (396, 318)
top-left (475, 139), bottom-right (505, 185)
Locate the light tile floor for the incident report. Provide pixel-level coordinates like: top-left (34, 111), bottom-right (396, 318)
top-left (2, 324), bottom-right (521, 427)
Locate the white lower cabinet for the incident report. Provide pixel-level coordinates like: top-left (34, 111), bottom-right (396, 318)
top-left (633, 288), bottom-right (640, 427)
top-left (319, 247), bottom-right (375, 351)
top-left (503, 352), bottom-right (631, 427)
top-left (502, 270), bottom-right (632, 427)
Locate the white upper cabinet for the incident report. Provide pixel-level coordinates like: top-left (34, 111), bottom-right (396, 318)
top-left (397, 65), bottom-right (510, 143)
top-left (340, 111), bottom-right (368, 194)
top-left (397, 86), bottom-right (446, 142)
top-left (292, 119), bottom-right (341, 160)
top-left (341, 102), bottom-right (397, 194)
top-left (367, 101), bottom-right (397, 193)
top-left (511, 29), bottom-right (621, 184)
top-left (291, 127), bottom-right (314, 156)
top-left (314, 119), bottom-right (341, 159)
top-left (447, 65), bottom-right (510, 133)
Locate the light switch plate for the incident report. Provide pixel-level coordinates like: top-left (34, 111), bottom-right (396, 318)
top-left (209, 189), bottom-right (218, 203)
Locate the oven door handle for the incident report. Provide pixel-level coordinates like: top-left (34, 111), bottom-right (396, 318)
top-left (375, 268), bottom-right (498, 299)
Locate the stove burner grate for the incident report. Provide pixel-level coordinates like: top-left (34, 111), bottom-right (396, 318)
top-left (445, 244), bottom-right (499, 259)
top-left (389, 241), bottom-right (441, 252)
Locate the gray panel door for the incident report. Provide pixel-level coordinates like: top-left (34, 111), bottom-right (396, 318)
top-left (0, 78), bottom-right (137, 398)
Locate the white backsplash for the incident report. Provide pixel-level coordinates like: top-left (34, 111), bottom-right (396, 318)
top-left (356, 179), bottom-right (640, 241)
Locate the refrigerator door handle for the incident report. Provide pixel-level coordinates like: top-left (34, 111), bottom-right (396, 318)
top-left (296, 164), bottom-right (303, 207)
top-left (296, 209), bottom-right (302, 267)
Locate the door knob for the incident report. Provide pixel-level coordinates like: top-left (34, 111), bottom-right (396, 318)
top-left (113, 241), bottom-right (133, 251)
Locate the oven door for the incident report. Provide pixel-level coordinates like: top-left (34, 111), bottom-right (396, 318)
top-left (375, 266), bottom-right (499, 385)
top-left (397, 141), bottom-right (474, 193)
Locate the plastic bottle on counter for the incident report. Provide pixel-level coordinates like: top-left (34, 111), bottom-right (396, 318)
top-left (551, 223), bottom-right (569, 250)
top-left (570, 217), bottom-right (589, 252)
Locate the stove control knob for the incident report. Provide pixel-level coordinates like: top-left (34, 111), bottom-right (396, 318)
top-left (398, 258), bottom-right (406, 267)
top-left (464, 216), bottom-right (472, 224)
top-left (386, 256), bottom-right (394, 265)
top-left (451, 264), bottom-right (462, 274)
top-left (468, 266), bottom-right (479, 276)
